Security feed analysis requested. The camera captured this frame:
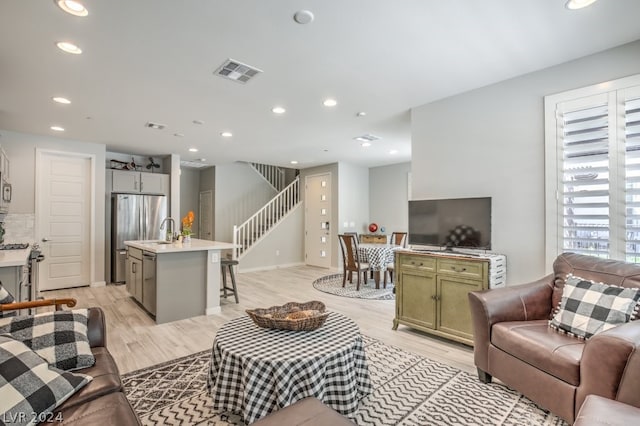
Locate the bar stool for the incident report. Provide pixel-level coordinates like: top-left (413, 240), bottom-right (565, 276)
top-left (220, 259), bottom-right (239, 303)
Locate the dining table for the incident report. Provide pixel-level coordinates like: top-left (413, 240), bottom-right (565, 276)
top-left (358, 243), bottom-right (402, 288)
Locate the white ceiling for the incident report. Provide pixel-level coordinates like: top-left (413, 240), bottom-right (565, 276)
top-left (1, 0), bottom-right (640, 169)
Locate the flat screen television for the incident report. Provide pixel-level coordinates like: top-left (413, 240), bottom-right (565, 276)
top-left (408, 197), bottom-right (492, 250)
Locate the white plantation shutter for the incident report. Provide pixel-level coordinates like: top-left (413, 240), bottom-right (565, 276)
top-left (545, 74), bottom-right (640, 268)
top-left (559, 102), bottom-right (611, 258)
top-left (624, 94), bottom-right (640, 262)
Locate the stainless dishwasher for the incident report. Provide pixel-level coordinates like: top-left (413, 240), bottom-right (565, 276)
top-left (142, 251), bottom-right (157, 316)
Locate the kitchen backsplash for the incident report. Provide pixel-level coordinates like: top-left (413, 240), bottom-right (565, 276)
top-left (2, 213), bottom-right (35, 244)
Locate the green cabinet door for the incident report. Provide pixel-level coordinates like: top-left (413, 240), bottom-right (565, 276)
top-left (437, 275), bottom-right (483, 341)
top-left (398, 269), bottom-right (437, 329)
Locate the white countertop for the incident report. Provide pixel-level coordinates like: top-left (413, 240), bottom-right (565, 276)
top-left (0, 248), bottom-right (30, 267)
top-left (124, 238), bottom-right (236, 254)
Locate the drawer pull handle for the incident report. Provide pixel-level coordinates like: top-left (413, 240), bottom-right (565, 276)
top-left (451, 266), bottom-right (467, 272)
top-left (431, 295), bottom-right (440, 301)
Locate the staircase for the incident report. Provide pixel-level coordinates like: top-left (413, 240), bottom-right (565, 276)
top-left (233, 177), bottom-right (300, 259)
top-left (249, 162), bottom-right (285, 192)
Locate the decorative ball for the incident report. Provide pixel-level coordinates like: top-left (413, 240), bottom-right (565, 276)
top-left (368, 223), bottom-right (378, 233)
top-left (380, 226), bottom-right (386, 233)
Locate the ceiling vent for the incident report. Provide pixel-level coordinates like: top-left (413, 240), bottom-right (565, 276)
top-left (214, 59), bottom-right (262, 84)
top-left (180, 160), bottom-right (211, 169)
top-left (353, 134), bottom-right (380, 142)
top-left (145, 122), bottom-right (166, 130)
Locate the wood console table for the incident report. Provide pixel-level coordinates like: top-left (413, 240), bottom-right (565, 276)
top-left (393, 250), bottom-right (498, 346)
top-left (360, 234), bottom-right (387, 244)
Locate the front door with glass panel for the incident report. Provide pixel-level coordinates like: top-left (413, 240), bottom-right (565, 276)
top-left (305, 173), bottom-right (331, 268)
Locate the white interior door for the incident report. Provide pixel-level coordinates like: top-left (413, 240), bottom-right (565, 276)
top-left (37, 151), bottom-right (93, 290)
top-left (305, 173), bottom-right (331, 268)
top-left (199, 190), bottom-right (213, 240)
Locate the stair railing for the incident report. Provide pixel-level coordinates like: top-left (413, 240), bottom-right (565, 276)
top-left (249, 162), bottom-right (285, 192)
top-left (233, 177), bottom-right (300, 259)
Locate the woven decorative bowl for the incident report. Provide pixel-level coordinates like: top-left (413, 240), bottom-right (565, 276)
top-left (246, 301), bottom-right (329, 331)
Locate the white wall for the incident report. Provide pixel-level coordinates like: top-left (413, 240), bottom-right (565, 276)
top-left (369, 162), bottom-right (411, 234)
top-left (411, 39), bottom-right (640, 285)
top-left (0, 129), bottom-right (107, 284)
top-left (239, 205), bottom-right (304, 271)
top-left (215, 162), bottom-right (276, 242)
top-left (338, 162), bottom-right (370, 235)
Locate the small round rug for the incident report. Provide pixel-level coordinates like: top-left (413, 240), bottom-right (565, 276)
top-left (312, 273), bottom-right (395, 300)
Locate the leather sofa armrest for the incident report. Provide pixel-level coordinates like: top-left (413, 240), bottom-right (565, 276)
top-left (468, 274), bottom-right (554, 373)
top-left (86, 307), bottom-right (107, 348)
top-left (577, 320), bottom-right (640, 413)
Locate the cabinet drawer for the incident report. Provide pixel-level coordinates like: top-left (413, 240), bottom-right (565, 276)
top-left (361, 234), bottom-right (387, 244)
top-left (437, 258), bottom-right (485, 280)
top-left (128, 247), bottom-right (143, 260)
top-left (398, 254), bottom-right (436, 272)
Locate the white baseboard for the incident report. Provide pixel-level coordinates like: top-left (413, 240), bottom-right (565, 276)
top-left (91, 281), bottom-right (106, 288)
top-left (206, 306), bottom-right (222, 315)
top-left (238, 262), bottom-right (305, 273)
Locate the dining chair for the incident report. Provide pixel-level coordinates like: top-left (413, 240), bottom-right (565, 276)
top-left (390, 232), bottom-right (408, 247)
top-left (344, 231), bottom-right (360, 246)
top-left (338, 234), bottom-right (369, 290)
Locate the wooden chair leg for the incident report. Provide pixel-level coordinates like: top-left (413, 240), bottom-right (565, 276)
top-left (221, 266), bottom-right (228, 299)
top-left (356, 270), bottom-right (361, 291)
top-left (342, 270), bottom-right (347, 287)
top-left (228, 264), bottom-right (239, 303)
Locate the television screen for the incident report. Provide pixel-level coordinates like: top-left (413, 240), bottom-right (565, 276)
top-left (408, 197), bottom-right (491, 249)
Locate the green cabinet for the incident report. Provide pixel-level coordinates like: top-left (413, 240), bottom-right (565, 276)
top-left (393, 251), bottom-right (489, 346)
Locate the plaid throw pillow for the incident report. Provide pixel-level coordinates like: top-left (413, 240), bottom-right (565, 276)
top-left (0, 282), bottom-right (17, 319)
top-left (0, 309), bottom-right (95, 371)
top-left (0, 334), bottom-right (91, 426)
top-left (550, 274), bottom-right (640, 339)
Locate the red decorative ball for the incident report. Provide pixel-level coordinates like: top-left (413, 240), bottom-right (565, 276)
top-left (368, 223), bottom-right (378, 233)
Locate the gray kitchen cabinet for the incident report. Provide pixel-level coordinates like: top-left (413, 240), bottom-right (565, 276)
top-left (112, 170), bottom-right (168, 194)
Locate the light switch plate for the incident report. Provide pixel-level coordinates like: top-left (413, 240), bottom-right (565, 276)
top-left (211, 253), bottom-right (219, 263)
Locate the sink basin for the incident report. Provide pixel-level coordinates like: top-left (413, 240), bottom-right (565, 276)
top-left (154, 241), bottom-right (174, 245)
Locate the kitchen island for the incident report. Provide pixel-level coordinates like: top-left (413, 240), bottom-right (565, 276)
top-left (124, 238), bottom-right (235, 324)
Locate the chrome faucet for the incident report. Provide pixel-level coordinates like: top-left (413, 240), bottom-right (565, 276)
top-left (160, 217), bottom-right (175, 242)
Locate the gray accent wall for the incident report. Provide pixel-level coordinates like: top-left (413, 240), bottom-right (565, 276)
top-left (179, 167), bottom-right (201, 237)
top-left (411, 39), bottom-right (640, 285)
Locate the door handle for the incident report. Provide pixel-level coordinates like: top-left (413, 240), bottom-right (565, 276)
top-left (42, 238), bottom-right (51, 242)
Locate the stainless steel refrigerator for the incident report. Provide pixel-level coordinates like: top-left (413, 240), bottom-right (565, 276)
top-left (111, 193), bottom-right (167, 283)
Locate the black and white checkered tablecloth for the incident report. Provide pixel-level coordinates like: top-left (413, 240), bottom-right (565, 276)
top-left (358, 243), bottom-right (401, 271)
top-left (207, 312), bottom-right (372, 424)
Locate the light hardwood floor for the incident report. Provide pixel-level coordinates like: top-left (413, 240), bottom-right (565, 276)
top-left (42, 266), bottom-right (475, 375)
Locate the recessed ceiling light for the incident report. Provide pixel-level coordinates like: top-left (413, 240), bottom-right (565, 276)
top-left (50, 126), bottom-right (65, 132)
top-left (361, 142), bottom-right (371, 147)
top-left (293, 10), bottom-right (314, 25)
top-left (290, 160), bottom-right (298, 165)
top-left (356, 111), bottom-right (367, 117)
top-left (189, 148), bottom-right (198, 152)
top-left (174, 132), bottom-right (184, 137)
top-left (323, 98), bottom-right (337, 107)
top-left (52, 96), bottom-right (71, 104)
top-left (565, 0), bottom-right (598, 9)
top-left (55, 0), bottom-right (88, 17)
top-left (56, 41), bottom-right (82, 54)
top-left (221, 131), bottom-right (233, 137)
top-left (354, 134), bottom-right (380, 142)
top-left (272, 106), bottom-right (286, 114)
top-left (192, 119), bottom-right (204, 125)
top-left (389, 150), bottom-right (398, 154)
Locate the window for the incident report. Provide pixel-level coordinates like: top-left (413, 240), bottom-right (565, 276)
top-left (545, 74), bottom-right (640, 268)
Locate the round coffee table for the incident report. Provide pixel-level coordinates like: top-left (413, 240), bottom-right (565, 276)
top-left (207, 312), bottom-right (372, 424)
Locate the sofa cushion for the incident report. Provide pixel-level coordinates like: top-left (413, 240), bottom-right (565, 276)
top-left (58, 347), bottom-right (123, 410)
top-left (0, 282), bottom-right (16, 318)
top-left (0, 334), bottom-right (92, 426)
top-left (491, 320), bottom-right (584, 385)
top-left (550, 275), bottom-right (640, 339)
top-left (0, 309), bottom-right (96, 371)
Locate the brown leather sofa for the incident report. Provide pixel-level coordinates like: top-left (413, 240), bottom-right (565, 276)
top-left (574, 394), bottom-right (640, 426)
top-left (468, 253), bottom-right (640, 423)
top-left (44, 306), bottom-right (141, 425)
top-left (0, 299), bottom-right (141, 425)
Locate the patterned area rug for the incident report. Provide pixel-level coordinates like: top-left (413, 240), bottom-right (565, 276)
top-left (122, 336), bottom-right (567, 426)
top-left (312, 273), bottom-right (395, 300)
